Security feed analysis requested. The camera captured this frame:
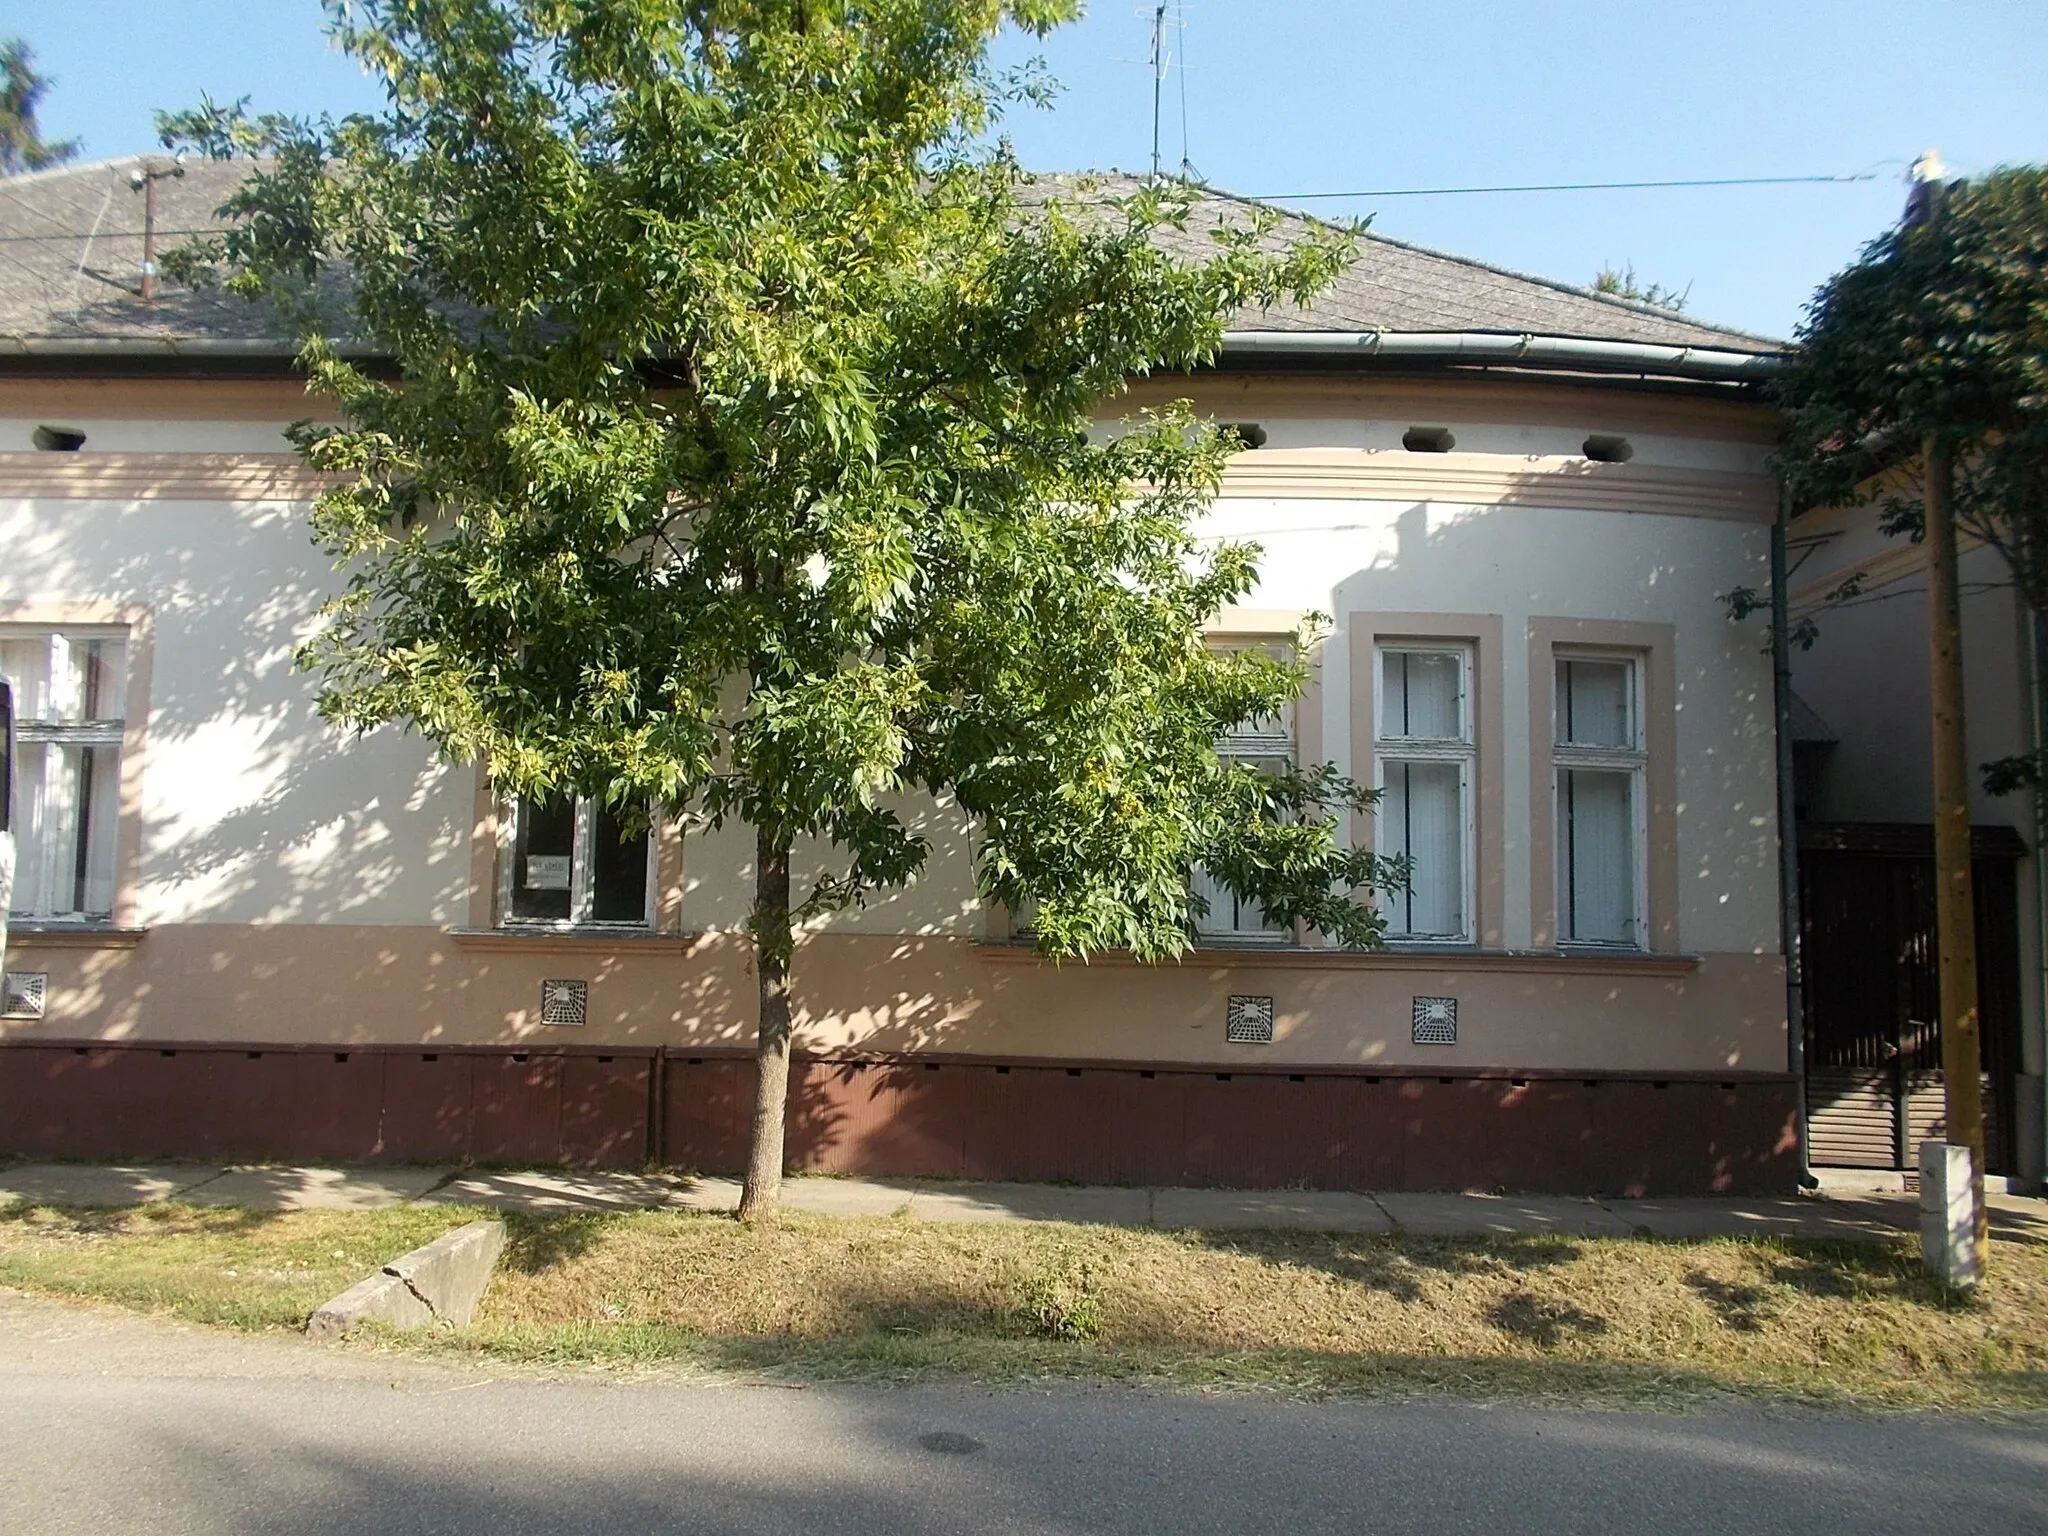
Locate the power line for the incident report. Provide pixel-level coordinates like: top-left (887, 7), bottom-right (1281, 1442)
top-left (0, 172), bottom-right (1888, 249)
top-left (0, 227), bottom-right (229, 244)
top-left (1246, 172), bottom-right (1882, 200)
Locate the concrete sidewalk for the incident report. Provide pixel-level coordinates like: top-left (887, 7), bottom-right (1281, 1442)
top-left (6, 1158), bottom-right (2044, 1242)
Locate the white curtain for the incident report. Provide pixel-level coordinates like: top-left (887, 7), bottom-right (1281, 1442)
top-left (1383, 649), bottom-right (1462, 739)
top-left (2, 635), bottom-right (126, 919)
top-left (7, 742), bottom-right (120, 919)
top-left (1557, 658), bottom-right (1632, 748)
top-left (1557, 768), bottom-right (1635, 943)
top-left (1381, 759), bottom-right (1464, 937)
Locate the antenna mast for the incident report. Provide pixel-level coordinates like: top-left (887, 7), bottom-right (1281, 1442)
top-left (1150, 2), bottom-right (1167, 181)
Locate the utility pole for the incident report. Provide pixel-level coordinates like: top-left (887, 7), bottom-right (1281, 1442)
top-left (1925, 426), bottom-right (1991, 1281)
top-left (1906, 149), bottom-right (1988, 1284)
top-left (130, 154), bottom-right (186, 302)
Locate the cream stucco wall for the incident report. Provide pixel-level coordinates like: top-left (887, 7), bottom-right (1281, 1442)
top-left (0, 490), bottom-right (473, 927)
top-left (3, 374), bottom-right (1786, 1074)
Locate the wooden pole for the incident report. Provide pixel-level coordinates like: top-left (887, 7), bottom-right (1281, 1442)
top-left (1925, 433), bottom-right (1990, 1276)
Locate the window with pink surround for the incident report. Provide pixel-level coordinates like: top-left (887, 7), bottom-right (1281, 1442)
top-left (1553, 652), bottom-right (1648, 948)
top-left (2, 628), bottom-right (127, 921)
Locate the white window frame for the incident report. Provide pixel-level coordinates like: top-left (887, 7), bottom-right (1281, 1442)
top-left (497, 793), bottom-right (658, 930)
top-left (1194, 640), bottom-right (1296, 944)
top-left (1373, 642), bottom-right (1476, 944)
top-left (1552, 650), bottom-right (1649, 950)
top-left (3, 627), bottom-right (126, 923)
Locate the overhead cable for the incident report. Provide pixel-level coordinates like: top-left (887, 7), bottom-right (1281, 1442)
top-left (1245, 173), bottom-right (1882, 200)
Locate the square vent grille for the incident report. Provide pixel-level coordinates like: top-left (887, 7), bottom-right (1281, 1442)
top-left (1226, 994), bottom-right (1275, 1044)
top-left (540, 979), bottom-right (588, 1028)
top-left (1, 971), bottom-right (48, 1020)
top-left (1412, 995), bottom-right (1457, 1046)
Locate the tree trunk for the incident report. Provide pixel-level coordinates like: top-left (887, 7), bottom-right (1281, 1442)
top-left (737, 824), bottom-right (794, 1222)
top-left (1926, 434), bottom-right (1990, 1276)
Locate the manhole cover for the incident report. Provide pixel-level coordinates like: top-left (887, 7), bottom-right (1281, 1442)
top-left (918, 1431), bottom-right (984, 1455)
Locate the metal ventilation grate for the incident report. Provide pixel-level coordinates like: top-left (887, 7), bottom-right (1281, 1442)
top-left (1226, 994), bottom-right (1275, 1044)
top-left (540, 979), bottom-right (588, 1027)
top-left (1412, 995), bottom-right (1457, 1045)
top-left (1, 972), bottom-right (48, 1020)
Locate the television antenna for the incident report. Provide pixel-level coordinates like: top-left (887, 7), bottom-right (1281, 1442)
top-left (1135, 3), bottom-right (1196, 181)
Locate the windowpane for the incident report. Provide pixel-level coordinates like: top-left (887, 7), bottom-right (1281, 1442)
top-left (1557, 768), bottom-right (1636, 944)
top-left (72, 637), bottom-right (128, 723)
top-left (510, 794), bottom-right (575, 922)
top-left (0, 634), bottom-right (125, 723)
top-left (0, 637), bottom-right (53, 719)
top-left (590, 800), bottom-right (651, 923)
top-left (7, 740), bottom-right (119, 918)
top-left (1193, 755), bottom-right (1290, 940)
top-left (1381, 649), bottom-right (1463, 741)
top-left (1381, 758), bottom-right (1464, 938)
top-left (1191, 862), bottom-right (1287, 939)
top-left (9, 742), bottom-right (54, 916)
top-left (1213, 640), bottom-right (1294, 748)
top-left (1556, 659), bottom-right (1634, 748)
top-left (76, 744), bottom-right (120, 914)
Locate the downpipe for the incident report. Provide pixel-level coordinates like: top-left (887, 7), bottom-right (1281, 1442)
top-left (1771, 491), bottom-right (1814, 1188)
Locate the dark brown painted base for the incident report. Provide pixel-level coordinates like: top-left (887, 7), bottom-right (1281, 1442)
top-left (0, 1042), bottom-right (1799, 1197)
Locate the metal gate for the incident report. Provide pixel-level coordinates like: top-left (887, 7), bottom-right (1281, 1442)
top-left (1799, 822), bottom-right (2023, 1173)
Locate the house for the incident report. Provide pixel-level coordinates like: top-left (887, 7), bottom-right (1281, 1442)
top-left (2, 158), bottom-right (1800, 1194)
top-left (1788, 472), bottom-right (2046, 1192)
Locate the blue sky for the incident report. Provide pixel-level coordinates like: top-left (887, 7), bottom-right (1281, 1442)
top-left (10, 1), bottom-right (2046, 339)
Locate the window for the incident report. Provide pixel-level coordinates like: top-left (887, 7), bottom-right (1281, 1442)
top-left (1193, 641), bottom-right (1293, 942)
top-left (2, 628), bottom-right (126, 922)
top-left (500, 793), bottom-right (653, 928)
top-left (1375, 644), bottom-right (1474, 942)
top-left (1553, 654), bottom-right (1646, 947)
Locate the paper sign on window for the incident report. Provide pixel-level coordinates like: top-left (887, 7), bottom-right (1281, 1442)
top-left (525, 855), bottom-right (572, 890)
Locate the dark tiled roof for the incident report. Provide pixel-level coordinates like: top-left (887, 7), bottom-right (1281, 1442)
top-left (0, 158), bottom-right (292, 347)
top-left (0, 158), bottom-right (1779, 354)
top-left (1063, 174), bottom-right (1778, 350)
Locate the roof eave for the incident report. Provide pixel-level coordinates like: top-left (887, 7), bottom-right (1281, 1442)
top-left (1217, 330), bottom-right (1783, 386)
top-left (0, 329), bottom-right (1787, 392)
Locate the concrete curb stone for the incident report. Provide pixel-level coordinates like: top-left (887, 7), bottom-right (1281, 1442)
top-left (306, 1218), bottom-right (506, 1343)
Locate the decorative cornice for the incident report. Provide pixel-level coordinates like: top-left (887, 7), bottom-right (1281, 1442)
top-left (1216, 448), bottom-right (1773, 522)
top-left (0, 452), bottom-right (334, 502)
top-left (4, 447), bottom-right (1773, 524)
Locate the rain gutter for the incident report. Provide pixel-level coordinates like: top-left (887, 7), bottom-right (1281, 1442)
top-left (3, 330), bottom-right (1785, 386)
top-left (1217, 330), bottom-right (1783, 384)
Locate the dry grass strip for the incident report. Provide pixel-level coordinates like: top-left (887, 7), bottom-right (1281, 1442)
top-left (3, 1201), bottom-right (2044, 1409)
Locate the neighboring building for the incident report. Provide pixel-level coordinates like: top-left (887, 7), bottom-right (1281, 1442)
top-left (2, 159), bottom-right (1797, 1193)
top-left (1788, 483), bottom-right (2047, 1191)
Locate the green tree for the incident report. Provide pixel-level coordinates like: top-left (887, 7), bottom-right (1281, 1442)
top-left (1775, 164), bottom-right (2047, 1284)
top-left (1, 38), bottom-right (81, 174)
top-left (163, 0), bottom-right (1398, 1219)
top-left (1775, 166), bottom-right (2048, 788)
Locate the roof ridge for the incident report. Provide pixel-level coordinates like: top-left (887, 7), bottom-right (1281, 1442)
top-left (0, 155), bottom-right (145, 188)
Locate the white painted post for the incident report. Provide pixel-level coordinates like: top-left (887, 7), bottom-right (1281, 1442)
top-left (1920, 1140), bottom-right (1983, 1288)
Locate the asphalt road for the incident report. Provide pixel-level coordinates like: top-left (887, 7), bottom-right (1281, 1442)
top-left (4, 1290), bottom-right (2044, 1536)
